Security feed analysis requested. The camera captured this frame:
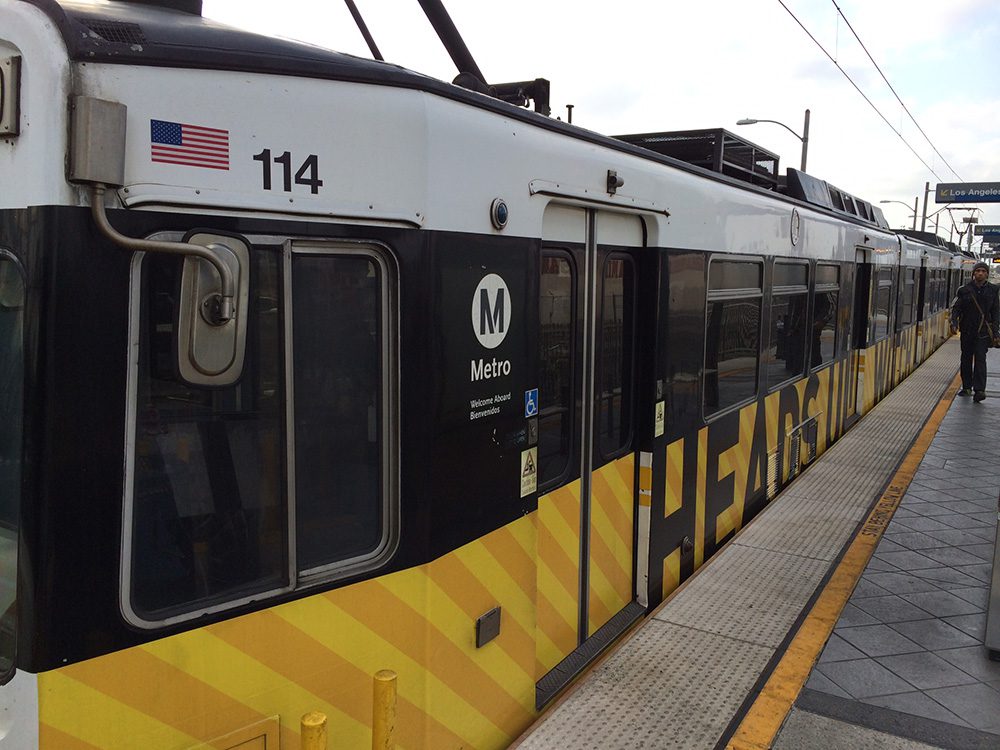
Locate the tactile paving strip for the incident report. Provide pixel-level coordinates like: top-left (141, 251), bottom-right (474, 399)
top-left (654, 544), bottom-right (831, 648)
top-left (733, 499), bottom-right (862, 562)
top-left (518, 621), bottom-right (773, 750)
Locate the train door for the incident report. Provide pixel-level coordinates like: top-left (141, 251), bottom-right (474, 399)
top-left (915, 260), bottom-right (927, 365)
top-left (847, 249), bottom-right (869, 422)
top-left (535, 204), bottom-right (644, 708)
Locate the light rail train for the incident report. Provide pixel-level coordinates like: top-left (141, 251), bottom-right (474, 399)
top-left (0, 0), bottom-right (972, 747)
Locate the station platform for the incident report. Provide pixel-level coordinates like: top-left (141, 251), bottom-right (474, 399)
top-left (511, 339), bottom-right (1000, 750)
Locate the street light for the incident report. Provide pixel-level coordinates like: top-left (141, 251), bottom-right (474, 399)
top-left (879, 199), bottom-right (918, 231)
top-left (736, 109), bottom-right (810, 172)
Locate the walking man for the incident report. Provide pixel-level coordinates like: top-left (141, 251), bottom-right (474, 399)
top-left (951, 261), bottom-right (1000, 402)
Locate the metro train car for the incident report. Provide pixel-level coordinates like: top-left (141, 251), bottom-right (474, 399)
top-left (0, 0), bottom-right (971, 747)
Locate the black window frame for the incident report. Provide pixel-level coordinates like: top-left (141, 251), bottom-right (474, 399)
top-left (703, 256), bottom-right (764, 420)
top-left (765, 258), bottom-right (809, 392)
top-left (123, 239), bottom-right (399, 629)
top-left (811, 262), bottom-right (840, 370)
top-left (538, 248), bottom-right (577, 492)
top-left (595, 252), bottom-right (637, 461)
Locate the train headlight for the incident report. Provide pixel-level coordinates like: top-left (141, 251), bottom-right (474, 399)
top-left (490, 197), bottom-right (509, 230)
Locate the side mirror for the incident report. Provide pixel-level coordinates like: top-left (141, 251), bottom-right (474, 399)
top-left (177, 232), bottom-right (250, 386)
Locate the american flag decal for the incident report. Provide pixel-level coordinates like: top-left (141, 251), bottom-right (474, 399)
top-left (150, 119), bottom-right (230, 170)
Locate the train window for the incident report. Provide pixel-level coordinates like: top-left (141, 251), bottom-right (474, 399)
top-left (898, 268), bottom-right (917, 326)
top-left (828, 188), bottom-right (845, 212)
top-left (130, 251), bottom-right (287, 622)
top-left (128, 244), bottom-right (396, 624)
top-left (871, 267), bottom-right (893, 341)
top-left (765, 261), bottom-right (808, 390)
top-left (812, 264), bottom-right (840, 367)
top-left (0, 254), bottom-right (23, 681)
top-left (597, 255), bottom-right (635, 458)
top-left (539, 253), bottom-right (574, 487)
top-left (705, 258), bottom-right (762, 416)
top-left (293, 252), bottom-right (389, 575)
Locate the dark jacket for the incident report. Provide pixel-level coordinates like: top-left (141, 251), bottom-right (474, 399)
top-left (951, 281), bottom-right (1000, 339)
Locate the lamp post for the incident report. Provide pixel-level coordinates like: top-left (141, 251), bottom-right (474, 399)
top-left (879, 199), bottom-right (918, 230)
top-left (736, 109), bottom-right (810, 172)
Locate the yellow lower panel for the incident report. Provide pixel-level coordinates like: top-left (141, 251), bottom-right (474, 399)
top-left (39, 515), bottom-right (539, 750)
top-left (534, 481), bottom-right (582, 677)
top-left (588, 455), bottom-right (635, 636)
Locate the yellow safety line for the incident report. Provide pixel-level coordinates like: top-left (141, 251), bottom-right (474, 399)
top-left (727, 372), bottom-right (961, 750)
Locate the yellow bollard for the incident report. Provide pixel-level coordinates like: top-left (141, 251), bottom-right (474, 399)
top-left (301, 711), bottom-right (327, 750)
top-left (372, 669), bottom-right (397, 750)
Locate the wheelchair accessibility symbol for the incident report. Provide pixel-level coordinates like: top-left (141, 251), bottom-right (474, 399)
top-left (524, 388), bottom-right (538, 418)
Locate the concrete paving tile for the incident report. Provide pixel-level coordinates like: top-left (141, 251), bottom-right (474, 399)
top-left (876, 538), bottom-right (909, 555)
top-left (850, 578), bottom-right (892, 599)
top-left (925, 527), bottom-right (996, 546)
top-left (864, 572), bottom-right (940, 595)
top-left (816, 658), bottom-right (915, 698)
top-left (852, 595), bottom-right (935, 624)
top-left (876, 651), bottom-right (980, 690)
top-left (910, 477), bottom-right (961, 491)
top-left (954, 563), bottom-right (993, 584)
top-left (900, 502), bottom-right (957, 517)
top-left (882, 530), bottom-right (950, 551)
top-left (864, 557), bottom-right (901, 573)
top-left (943, 613), bottom-right (987, 639)
top-left (913, 566), bottom-right (984, 588)
top-left (835, 624), bottom-right (924, 658)
top-left (818, 633), bottom-right (867, 664)
top-left (943, 487), bottom-right (994, 502)
top-left (900, 590), bottom-right (982, 618)
top-left (950, 587), bottom-right (989, 609)
top-left (773, 706), bottom-right (960, 750)
top-left (960, 543), bottom-right (995, 562)
top-left (804, 669), bottom-right (852, 699)
top-left (937, 646), bottom-right (1000, 681)
top-left (937, 513), bottom-right (994, 530)
top-left (888, 618), bottom-right (981, 651)
top-left (891, 516), bottom-right (954, 534)
top-left (918, 546), bottom-right (988, 568)
top-left (924, 683), bottom-right (1000, 733)
top-left (862, 691), bottom-right (973, 727)
top-left (890, 508), bottom-right (920, 521)
top-left (876, 550), bottom-right (944, 571)
top-left (835, 603), bottom-right (880, 628)
top-left (965, 511), bottom-right (997, 525)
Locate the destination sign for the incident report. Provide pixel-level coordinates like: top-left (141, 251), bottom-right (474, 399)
top-left (936, 182), bottom-right (1000, 203)
top-left (974, 225), bottom-right (1000, 236)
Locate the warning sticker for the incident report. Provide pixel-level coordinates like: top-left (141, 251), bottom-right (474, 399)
top-left (654, 400), bottom-right (665, 438)
top-left (520, 447), bottom-right (538, 498)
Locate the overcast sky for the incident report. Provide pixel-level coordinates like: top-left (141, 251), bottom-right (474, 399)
top-left (202, 0), bottom-right (1000, 253)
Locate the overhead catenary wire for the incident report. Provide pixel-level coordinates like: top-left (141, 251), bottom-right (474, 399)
top-left (829, 0), bottom-right (962, 181)
top-left (775, 0), bottom-right (945, 182)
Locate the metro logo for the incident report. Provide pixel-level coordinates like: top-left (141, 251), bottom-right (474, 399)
top-left (471, 273), bottom-right (511, 349)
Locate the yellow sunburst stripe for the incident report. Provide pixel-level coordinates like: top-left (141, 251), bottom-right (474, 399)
top-left (695, 427), bottom-right (707, 567)
top-left (665, 438), bottom-right (683, 517)
top-left (536, 498), bottom-right (580, 602)
top-left (432, 547), bottom-right (535, 683)
top-left (535, 582), bottom-right (576, 675)
top-left (590, 472), bottom-right (632, 562)
top-left (661, 548), bottom-right (681, 600)
top-left (540, 485), bottom-right (582, 570)
top-left (375, 569), bottom-right (533, 706)
top-left (492, 516), bottom-right (536, 576)
top-left (587, 526), bottom-right (630, 616)
top-left (537, 557), bottom-right (577, 632)
top-left (39, 724), bottom-right (104, 750)
top-left (280, 582), bottom-right (513, 748)
top-left (222, 607), bottom-right (465, 749)
top-left (39, 670), bottom-right (201, 749)
top-left (347, 573), bottom-right (533, 740)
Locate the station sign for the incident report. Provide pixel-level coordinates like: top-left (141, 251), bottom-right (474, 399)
top-left (935, 182), bottom-right (1000, 203)
top-left (974, 225), bottom-right (1000, 236)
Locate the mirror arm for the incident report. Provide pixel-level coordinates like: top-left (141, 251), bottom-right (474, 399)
top-left (90, 184), bottom-right (236, 322)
